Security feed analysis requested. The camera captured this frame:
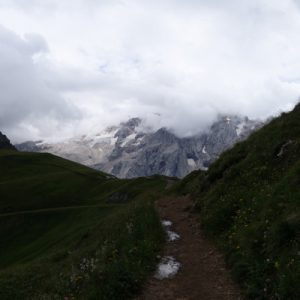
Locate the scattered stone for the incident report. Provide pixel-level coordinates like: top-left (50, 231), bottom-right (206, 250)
top-left (167, 230), bottom-right (180, 242)
top-left (277, 140), bottom-right (293, 157)
top-left (154, 256), bottom-right (181, 280)
top-left (162, 220), bottom-right (172, 227)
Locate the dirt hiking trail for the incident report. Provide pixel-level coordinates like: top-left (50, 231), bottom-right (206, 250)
top-left (137, 196), bottom-right (243, 300)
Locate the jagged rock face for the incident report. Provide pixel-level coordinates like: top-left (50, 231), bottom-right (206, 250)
top-left (16, 116), bottom-right (262, 178)
top-left (16, 140), bottom-right (42, 152)
top-left (0, 132), bottom-right (15, 150)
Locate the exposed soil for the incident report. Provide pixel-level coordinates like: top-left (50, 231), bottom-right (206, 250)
top-left (137, 196), bottom-right (243, 300)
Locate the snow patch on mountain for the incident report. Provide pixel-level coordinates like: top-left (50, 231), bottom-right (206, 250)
top-left (121, 133), bottom-right (137, 147)
top-left (236, 122), bottom-right (246, 136)
top-left (187, 158), bottom-right (196, 167)
top-left (16, 115), bottom-right (262, 178)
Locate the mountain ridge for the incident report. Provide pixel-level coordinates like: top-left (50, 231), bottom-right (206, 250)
top-left (1, 103), bottom-right (299, 299)
top-left (0, 131), bottom-right (16, 150)
top-left (16, 115), bottom-right (262, 178)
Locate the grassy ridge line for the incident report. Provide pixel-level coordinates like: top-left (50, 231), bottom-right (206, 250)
top-left (0, 150), bottom-right (165, 213)
top-left (0, 203), bottom-right (122, 217)
top-left (0, 150), bottom-right (166, 299)
top-left (174, 103), bottom-right (300, 299)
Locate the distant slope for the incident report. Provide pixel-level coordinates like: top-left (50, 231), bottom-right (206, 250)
top-left (176, 104), bottom-right (300, 299)
top-left (0, 150), bottom-right (166, 299)
top-left (16, 116), bottom-right (261, 178)
top-left (0, 132), bottom-right (15, 150)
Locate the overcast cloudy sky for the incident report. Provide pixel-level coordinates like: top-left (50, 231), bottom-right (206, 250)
top-left (1, 0), bottom-right (300, 142)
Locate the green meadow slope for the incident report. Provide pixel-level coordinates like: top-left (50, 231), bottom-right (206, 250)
top-left (176, 104), bottom-right (300, 299)
top-left (1, 103), bottom-right (299, 300)
top-left (0, 150), bottom-right (166, 299)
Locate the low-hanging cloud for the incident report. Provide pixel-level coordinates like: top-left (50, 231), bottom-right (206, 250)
top-left (0, 25), bottom-right (80, 142)
top-left (0, 0), bottom-right (300, 142)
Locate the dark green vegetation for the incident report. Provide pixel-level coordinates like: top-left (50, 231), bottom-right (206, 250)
top-left (175, 104), bottom-right (300, 299)
top-left (1, 103), bottom-right (299, 300)
top-left (0, 150), bottom-right (166, 299)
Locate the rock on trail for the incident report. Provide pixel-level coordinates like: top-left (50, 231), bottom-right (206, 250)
top-left (137, 196), bottom-right (243, 300)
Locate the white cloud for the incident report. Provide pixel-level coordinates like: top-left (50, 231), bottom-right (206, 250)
top-left (0, 25), bottom-right (80, 142)
top-left (0, 0), bottom-right (299, 142)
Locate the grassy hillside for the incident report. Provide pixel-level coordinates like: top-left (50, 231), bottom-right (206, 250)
top-left (2, 103), bottom-right (299, 299)
top-left (0, 150), bottom-right (166, 299)
top-left (175, 104), bottom-right (300, 299)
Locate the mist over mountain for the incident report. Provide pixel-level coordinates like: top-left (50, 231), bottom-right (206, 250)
top-left (16, 115), bottom-right (262, 178)
top-left (1, 1), bottom-right (300, 143)
top-left (0, 2), bottom-right (299, 299)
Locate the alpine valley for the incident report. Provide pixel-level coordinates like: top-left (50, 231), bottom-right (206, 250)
top-left (0, 103), bottom-right (299, 300)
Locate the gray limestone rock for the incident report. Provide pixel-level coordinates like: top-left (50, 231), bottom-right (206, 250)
top-left (16, 116), bottom-right (262, 178)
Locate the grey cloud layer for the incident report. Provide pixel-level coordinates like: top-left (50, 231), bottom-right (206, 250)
top-left (0, 0), bottom-right (300, 141)
top-left (0, 26), bottom-right (80, 141)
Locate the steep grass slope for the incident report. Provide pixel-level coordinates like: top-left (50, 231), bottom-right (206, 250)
top-left (176, 104), bottom-right (300, 299)
top-left (0, 150), bottom-right (166, 299)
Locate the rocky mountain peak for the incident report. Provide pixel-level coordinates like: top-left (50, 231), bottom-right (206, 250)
top-left (149, 128), bottom-right (178, 145)
top-left (0, 131), bottom-right (16, 150)
top-left (16, 115), bottom-right (262, 178)
top-left (121, 117), bottom-right (142, 129)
